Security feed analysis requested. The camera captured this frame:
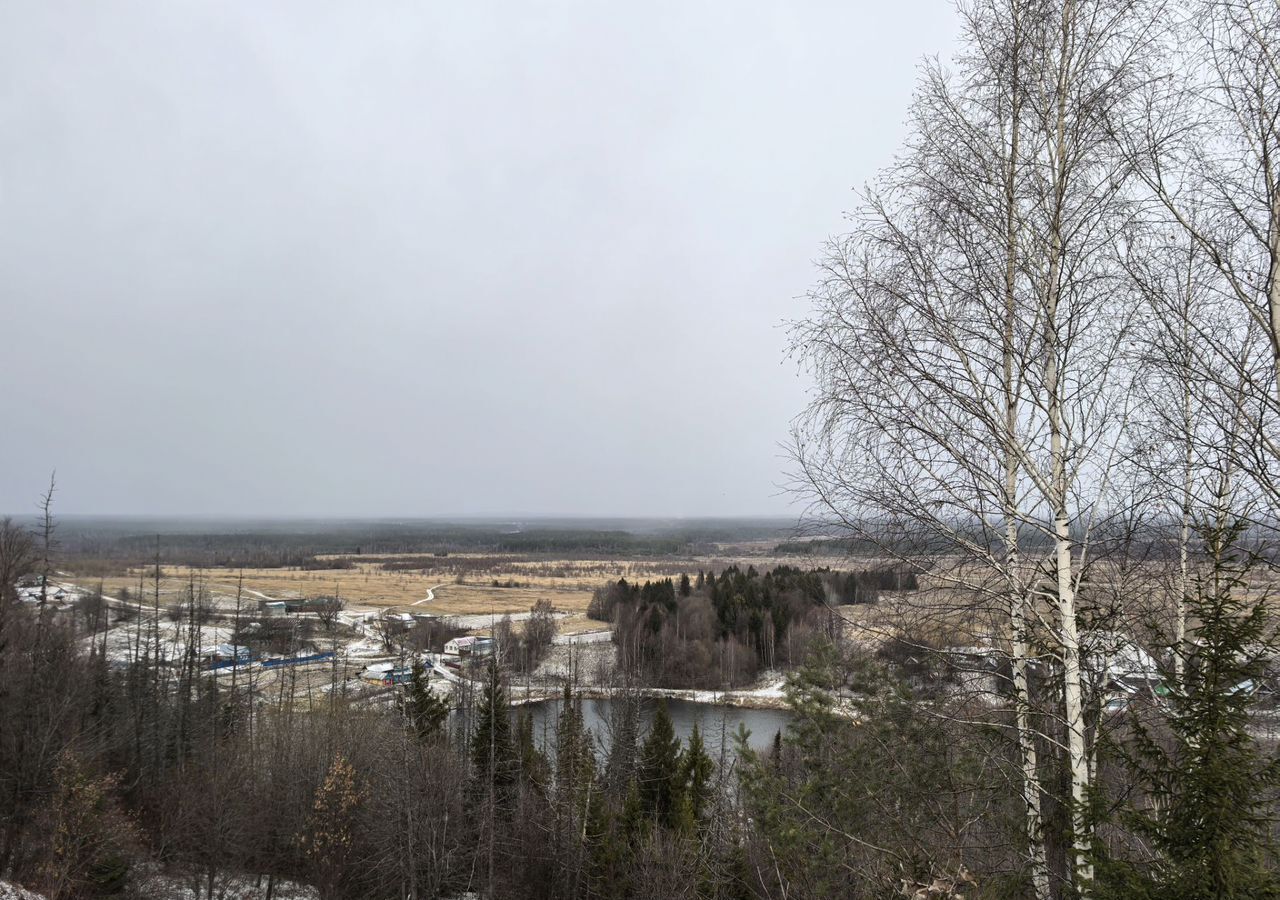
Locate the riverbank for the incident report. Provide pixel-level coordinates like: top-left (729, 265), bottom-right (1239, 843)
top-left (508, 675), bottom-right (791, 711)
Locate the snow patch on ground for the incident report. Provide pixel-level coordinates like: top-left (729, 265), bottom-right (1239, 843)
top-left (552, 629), bottom-right (612, 645)
top-left (507, 668), bottom-right (794, 711)
top-left (446, 610), bottom-right (572, 629)
top-left (0, 881), bottom-right (45, 900)
top-left (89, 620), bottom-right (242, 665)
top-left (536, 642), bottom-right (615, 682)
top-left (131, 869), bottom-right (317, 900)
top-left (641, 674), bottom-right (790, 709)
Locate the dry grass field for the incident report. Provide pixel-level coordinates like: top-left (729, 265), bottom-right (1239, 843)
top-left (65, 548), bottom-right (859, 627)
top-left (65, 543), bottom-right (1150, 674)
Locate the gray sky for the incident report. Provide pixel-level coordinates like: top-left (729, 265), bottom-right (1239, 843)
top-left (1, 1), bottom-right (958, 518)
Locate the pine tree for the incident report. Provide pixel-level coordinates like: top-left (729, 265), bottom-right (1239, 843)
top-left (678, 573), bottom-right (692, 597)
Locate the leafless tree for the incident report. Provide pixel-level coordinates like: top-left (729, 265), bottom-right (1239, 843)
top-left (524, 599), bottom-right (558, 665)
top-left (1124, 0), bottom-right (1280, 515)
top-left (791, 0), bottom-right (1158, 892)
top-left (1120, 228), bottom-right (1261, 674)
top-left (37, 472), bottom-right (56, 608)
top-left (0, 518), bottom-right (36, 642)
top-left (0, 517), bottom-right (35, 603)
top-left (371, 611), bottom-right (399, 653)
top-left (313, 594), bottom-right (345, 632)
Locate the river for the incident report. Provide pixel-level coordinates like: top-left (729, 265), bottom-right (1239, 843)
top-left (519, 696), bottom-right (792, 758)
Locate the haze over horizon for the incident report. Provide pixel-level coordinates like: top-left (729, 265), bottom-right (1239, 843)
top-left (1, 1), bottom-right (960, 518)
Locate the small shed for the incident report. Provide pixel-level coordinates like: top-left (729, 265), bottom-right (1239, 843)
top-left (361, 662), bottom-right (395, 683)
top-left (210, 644), bottom-right (251, 663)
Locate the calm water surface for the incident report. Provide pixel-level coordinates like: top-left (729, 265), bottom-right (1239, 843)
top-left (520, 697), bottom-right (792, 758)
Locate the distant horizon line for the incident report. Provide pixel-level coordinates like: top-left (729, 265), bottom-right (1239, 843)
top-left (0, 511), bottom-right (807, 524)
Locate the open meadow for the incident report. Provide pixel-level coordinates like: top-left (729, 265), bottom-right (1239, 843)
top-left (63, 544), bottom-right (861, 638)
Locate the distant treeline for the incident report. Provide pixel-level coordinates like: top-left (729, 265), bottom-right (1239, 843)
top-left (773, 537), bottom-right (884, 555)
top-left (52, 523), bottom-right (773, 569)
top-left (49, 517), bottom-right (1279, 571)
top-left (774, 519), bottom-right (1280, 560)
top-left (589, 565), bottom-right (918, 688)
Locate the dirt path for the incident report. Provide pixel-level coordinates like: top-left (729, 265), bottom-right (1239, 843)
top-left (411, 584), bottom-right (447, 607)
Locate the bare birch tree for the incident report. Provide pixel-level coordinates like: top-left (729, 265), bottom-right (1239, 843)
top-left (1125, 0), bottom-right (1280, 514)
top-left (792, 0), bottom-right (1155, 893)
top-left (1121, 227), bottom-right (1260, 676)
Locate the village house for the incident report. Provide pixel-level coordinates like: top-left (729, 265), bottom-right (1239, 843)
top-left (443, 635), bottom-right (494, 658)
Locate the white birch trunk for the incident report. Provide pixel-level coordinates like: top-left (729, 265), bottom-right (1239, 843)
top-left (1176, 252), bottom-right (1194, 680)
top-left (1043, 0), bottom-right (1094, 885)
top-left (1046, 336), bottom-right (1094, 887)
top-left (1002, 35), bottom-right (1051, 889)
top-left (1269, 190), bottom-right (1280, 407)
top-left (1009, 579), bottom-right (1052, 900)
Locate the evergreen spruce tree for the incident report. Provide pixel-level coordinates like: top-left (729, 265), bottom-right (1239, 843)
top-left (678, 722), bottom-right (714, 828)
top-left (406, 659), bottom-right (449, 743)
top-left (470, 658), bottom-right (517, 791)
top-left (620, 778), bottom-right (648, 841)
top-left (515, 709), bottom-right (549, 790)
top-left (555, 686), bottom-right (596, 812)
top-left (736, 647), bottom-right (849, 898)
top-left (638, 701), bottom-right (683, 828)
top-left (552, 688), bottom-right (597, 896)
top-left (737, 638), bottom-right (981, 896)
top-left (589, 779), bottom-right (643, 899)
top-left (604, 694), bottom-right (641, 800)
top-left (1095, 520), bottom-right (1280, 900)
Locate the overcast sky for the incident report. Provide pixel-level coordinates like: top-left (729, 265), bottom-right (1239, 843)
top-left (1, 1), bottom-right (959, 518)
